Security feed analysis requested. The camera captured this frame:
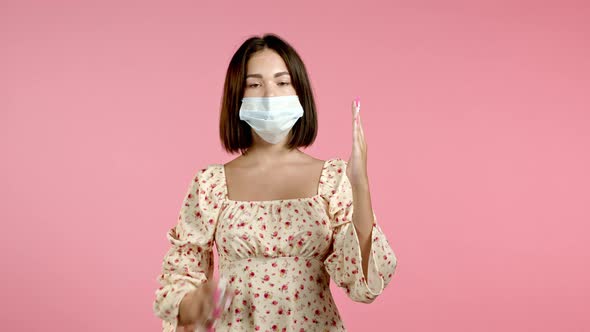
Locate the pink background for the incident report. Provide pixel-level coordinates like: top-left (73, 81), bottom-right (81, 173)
top-left (1, 0), bottom-right (589, 331)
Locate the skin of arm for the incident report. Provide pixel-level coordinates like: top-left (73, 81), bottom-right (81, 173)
top-left (351, 181), bottom-right (374, 281)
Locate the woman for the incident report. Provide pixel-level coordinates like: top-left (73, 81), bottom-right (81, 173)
top-left (153, 33), bottom-right (398, 332)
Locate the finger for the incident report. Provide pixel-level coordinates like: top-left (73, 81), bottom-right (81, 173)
top-left (352, 101), bottom-right (358, 149)
top-left (225, 293), bottom-right (234, 311)
top-left (358, 113), bottom-right (365, 145)
top-left (351, 100), bottom-right (358, 126)
top-left (208, 278), bottom-right (218, 295)
top-left (204, 317), bottom-right (215, 329)
top-left (196, 281), bottom-right (216, 322)
top-left (355, 120), bottom-right (363, 152)
top-left (219, 286), bottom-right (232, 313)
top-left (352, 99), bottom-right (359, 140)
top-left (200, 299), bottom-right (214, 325)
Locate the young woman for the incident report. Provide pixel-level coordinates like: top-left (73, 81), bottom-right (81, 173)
top-left (153, 33), bottom-right (398, 332)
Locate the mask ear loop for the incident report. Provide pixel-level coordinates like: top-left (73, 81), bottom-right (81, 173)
top-left (192, 279), bottom-right (222, 332)
top-left (206, 287), bottom-right (222, 332)
top-left (201, 277), bottom-right (231, 332)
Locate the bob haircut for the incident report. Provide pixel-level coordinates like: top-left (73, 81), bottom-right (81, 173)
top-left (219, 33), bottom-right (318, 155)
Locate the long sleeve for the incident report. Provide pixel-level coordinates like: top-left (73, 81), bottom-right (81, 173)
top-left (153, 168), bottom-right (220, 331)
top-left (323, 159), bottom-right (398, 304)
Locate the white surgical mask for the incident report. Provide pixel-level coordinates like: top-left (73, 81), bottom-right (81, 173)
top-left (239, 95), bottom-right (304, 144)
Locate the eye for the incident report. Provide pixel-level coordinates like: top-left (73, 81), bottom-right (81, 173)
top-left (247, 83), bottom-right (260, 88)
top-left (278, 82), bottom-right (291, 86)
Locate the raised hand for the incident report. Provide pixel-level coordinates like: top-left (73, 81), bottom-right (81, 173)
top-left (346, 97), bottom-right (369, 189)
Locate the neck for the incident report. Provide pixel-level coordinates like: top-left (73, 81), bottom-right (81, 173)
top-left (242, 140), bottom-right (302, 166)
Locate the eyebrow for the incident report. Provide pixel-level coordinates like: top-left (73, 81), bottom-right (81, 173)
top-left (246, 71), bottom-right (290, 79)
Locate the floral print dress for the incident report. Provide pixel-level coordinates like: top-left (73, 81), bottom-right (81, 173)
top-left (153, 158), bottom-right (398, 332)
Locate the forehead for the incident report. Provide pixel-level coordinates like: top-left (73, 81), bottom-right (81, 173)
top-left (246, 49), bottom-right (289, 75)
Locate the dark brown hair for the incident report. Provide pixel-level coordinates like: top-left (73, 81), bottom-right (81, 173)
top-left (219, 33), bottom-right (318, 154)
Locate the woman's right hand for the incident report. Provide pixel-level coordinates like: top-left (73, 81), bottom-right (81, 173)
top-left (177, 279), bottom-right (219, 329)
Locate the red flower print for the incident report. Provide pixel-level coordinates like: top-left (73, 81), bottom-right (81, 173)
top-left (151, 161), bottom-right (398, 330)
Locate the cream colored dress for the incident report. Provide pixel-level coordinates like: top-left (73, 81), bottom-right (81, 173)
top-left (153, 158), bottom-right (398, 332)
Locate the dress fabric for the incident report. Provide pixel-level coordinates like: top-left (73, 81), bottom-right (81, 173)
top-left (153, 158), bottom-right (398, 332)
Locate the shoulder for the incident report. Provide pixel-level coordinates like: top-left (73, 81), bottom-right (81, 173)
top-left (192, 163), bottom-right (222, 182)
top-left (320, 157), bottom-right (349, 196)
top-left (323, 157), bottom-right (348, 182)
top-left (324, 157), bottom-right (348, 172)
top-left (189, 163), bottom-right (225, 200)
top-left (320, 158), bottom-right (353, 227)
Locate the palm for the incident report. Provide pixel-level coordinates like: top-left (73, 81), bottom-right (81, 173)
top-left (346, 98), bottom-right (368, 187)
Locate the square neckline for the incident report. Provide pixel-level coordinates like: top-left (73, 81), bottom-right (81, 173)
top-left (219, 158), bottom-right (333, 204)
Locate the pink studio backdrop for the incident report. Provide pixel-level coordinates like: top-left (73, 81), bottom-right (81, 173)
top-left (1, 1), bottom-right (589, 331)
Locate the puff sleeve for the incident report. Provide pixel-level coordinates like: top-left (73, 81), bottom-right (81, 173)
top-left (323, 160), bottom-right (398, 304)
top-left (153, 167), bottom-right (221, 331)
